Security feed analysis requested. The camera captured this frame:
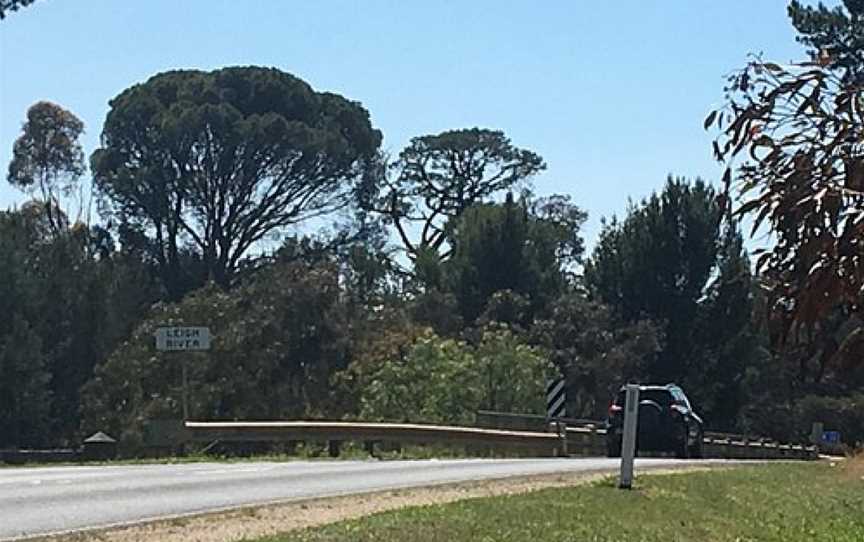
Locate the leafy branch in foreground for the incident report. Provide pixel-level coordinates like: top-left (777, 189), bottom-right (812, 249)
top-left (706, 54), bottom-right (864, 345)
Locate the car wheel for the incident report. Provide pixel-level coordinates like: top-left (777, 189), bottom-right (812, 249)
top-left (674, 423), bottom-right (690, 459)
top-left (689, 429), bottom-right (704, 459)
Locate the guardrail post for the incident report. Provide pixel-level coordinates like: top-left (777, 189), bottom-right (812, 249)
top-left (364, 440), bottom-right (377, 458)
top-left (328, 440), bottom-right (341, 458)
top-left (557, 422), bottom-right (568, 456)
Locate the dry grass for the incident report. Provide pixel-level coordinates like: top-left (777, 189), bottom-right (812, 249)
top-left (839, 450), bottom-right (864, 481)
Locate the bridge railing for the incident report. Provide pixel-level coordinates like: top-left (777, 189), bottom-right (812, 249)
top-left (474, 410), bottom-right (818, 460)
top-left (139, 417), bottom-right (817, 461)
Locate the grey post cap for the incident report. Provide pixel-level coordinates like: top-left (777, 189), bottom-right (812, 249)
top-left (83, 431), bottom-right (117, 443)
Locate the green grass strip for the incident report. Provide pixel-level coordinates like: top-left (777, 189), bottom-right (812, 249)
top-left (253, 463), bottom-right (864, 542)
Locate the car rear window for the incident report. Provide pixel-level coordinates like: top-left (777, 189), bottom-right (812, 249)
top-left (615, 389), bottom-right (673, 406)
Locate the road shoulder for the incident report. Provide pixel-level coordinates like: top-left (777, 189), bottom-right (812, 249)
top-left (24, 463), bottom-right (735, 542)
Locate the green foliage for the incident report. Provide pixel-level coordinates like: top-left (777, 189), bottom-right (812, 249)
top-left (380, 128), bottom-right (545, 258)
top-left (358, 327), bottom-right (550, 424)
top-left (0, 316), bottom-right (49, 448)
top-left (81, 260), bottom-right (354, 449)
top-left (337, 227), bottom-right (397, 315)
top-left (795, 394), bottom-right (864, 446)
top-left (7, 101), bottom-right (85, 233)
top-left (788, 0), bottom-right (864, 82)
top-left (586, 177), bottom-right (721, 328)
top-left (688, 225), bottom-right (758, 429)
top-left (585, 177), bottom-right (722, 377)
top-left (533, 292), bottom-right (662, 419)
top-left (584, 177), bottom-right (757, 427)
top-left (445, 194), bottom-right (584, 324)
top-left (446, 196), bottom-right (532, 324)
top-left (477, 290), bottom-right (532, 331)
top-left (412, 245), bottom-right (446, 291)
top-left (473, 324), bottom-right (553, 414)
top-left (529, 194), bottom-right (588, 273)
top-left (91, 67), bottom-right (382, 296)
top-left (0, 209), bottom-right (157, 447)
top-left (0, 213), bottom-right (50, 447)
top-left (408, 289), bottom-right (464, 337)
top-left (359, 332), bottom-right (478, 425)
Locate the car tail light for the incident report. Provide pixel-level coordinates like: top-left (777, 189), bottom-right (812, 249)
top-left (608, 403), bottom-right (623, 416)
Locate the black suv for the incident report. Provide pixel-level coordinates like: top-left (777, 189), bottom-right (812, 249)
top-left (605, 384), bottom-right (704, 458)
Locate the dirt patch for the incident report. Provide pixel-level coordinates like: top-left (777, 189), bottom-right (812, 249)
top-left (26, 464), bottom-right (731, 542)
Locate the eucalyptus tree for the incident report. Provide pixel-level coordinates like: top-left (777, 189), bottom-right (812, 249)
top-left (7, 101), bottom-right (86, 233)
top-left (92, 67), bottom-right (382, 298)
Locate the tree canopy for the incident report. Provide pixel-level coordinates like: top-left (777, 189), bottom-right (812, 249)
top-left (91, 67), bottom-right (382, 297)
top-left (583, 177), bottom-right (755, 426)
top-left (380, 128), bottom-right (545, 259)
top-left (445, 193), bottom-right (584, 324)
top-left (585, 177), bottom-right (721, 326)
top-left (0, 0), bottom-right (35, 20)
top-left (358, 326), bottom-right (551, 424)
top-left (7, 101), bottom-right (86, 233)
top-left (788, 0), bottom-right (864, 82)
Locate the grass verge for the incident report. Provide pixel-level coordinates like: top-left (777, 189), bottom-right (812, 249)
top-left (254, 460), bottom-right (864, 542)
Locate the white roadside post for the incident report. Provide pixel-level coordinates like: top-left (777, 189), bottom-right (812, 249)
top-left (618, 384), bottom-right (640, 489)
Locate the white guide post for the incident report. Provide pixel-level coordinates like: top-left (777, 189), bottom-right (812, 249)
top-left (619, 384), bottom-right (640, 489)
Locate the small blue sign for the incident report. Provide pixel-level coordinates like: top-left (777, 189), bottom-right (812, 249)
top-left (821, 431), bottom-right (841, 444)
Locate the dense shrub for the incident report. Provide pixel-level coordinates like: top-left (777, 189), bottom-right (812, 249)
top-left (359, 326), bottom-right (551, 425)
top-left (795, 394), bottom-right (864, 448)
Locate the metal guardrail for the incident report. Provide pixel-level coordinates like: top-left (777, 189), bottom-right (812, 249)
top-left (134, 417), bottom-right (819, 461)
top-left (0, 449), bottom-right (79, 465)
top-left (704, 431), bottom-right (776, 443)
top-left (182, 420), bottom-right (567, 455)
top-left (474, 411), bottom-right (818, 460)
top-left (476, 410), bottom-right (603, 430)
top-left (0, 434), bottom-right (118, 464)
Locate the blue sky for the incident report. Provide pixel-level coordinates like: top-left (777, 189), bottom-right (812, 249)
top-left (0, 1), bottom-right (812, 247)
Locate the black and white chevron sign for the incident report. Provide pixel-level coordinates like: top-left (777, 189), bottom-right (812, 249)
top-left (545, 378), bottom-right (566, 419)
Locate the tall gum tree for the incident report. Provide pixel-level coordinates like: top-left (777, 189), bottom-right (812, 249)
top-left (7, 101), bottom-right (86, 234)
top-left (91, 67), bottom-right (382, 299)
top-left (378, 128), bottom-right (545, 261)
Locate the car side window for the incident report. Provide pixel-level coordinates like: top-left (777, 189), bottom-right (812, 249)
top-left (641, 390), bottom-right (673, 406)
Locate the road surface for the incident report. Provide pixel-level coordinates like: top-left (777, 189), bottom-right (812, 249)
top-left (1, 458), bottom-right (720, 540)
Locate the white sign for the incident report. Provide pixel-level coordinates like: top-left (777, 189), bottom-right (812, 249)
top-left (155, 327), bottom-right (211, 351)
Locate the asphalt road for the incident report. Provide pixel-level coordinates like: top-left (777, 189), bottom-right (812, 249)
top-left (1, 457), bottom-right (719, 540)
